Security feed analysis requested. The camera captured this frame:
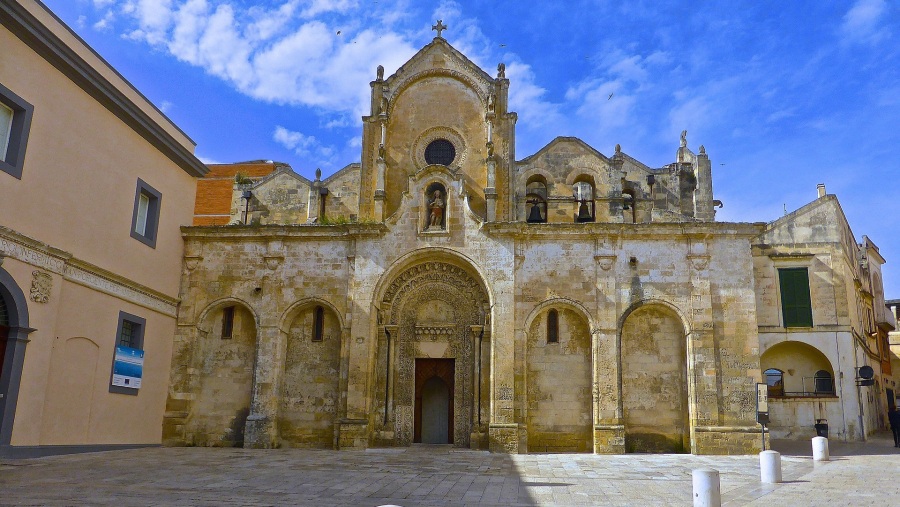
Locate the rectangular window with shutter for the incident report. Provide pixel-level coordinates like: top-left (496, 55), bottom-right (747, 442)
top-left (779, 267), bottom-right (813, 328)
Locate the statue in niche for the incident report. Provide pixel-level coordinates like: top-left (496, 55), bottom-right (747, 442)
top-left (378, 144), bottom-right (386, 160)
top-left (486, 141), bottom-right (494, 158)
top-left (487, 93), bottom-right (495, 113)
top-left (426, 189), bottom-right (445, 230)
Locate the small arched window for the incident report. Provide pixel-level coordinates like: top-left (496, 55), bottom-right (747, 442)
top-left (573, 180), bottom-right (595, 223)
top-left (764, 368), bottom-right (784, 397)
top-left (312, 306), bottom-right (325, 342)
top-left (814, 370), bottom-right (834, 395)
top-left (526, 176), bottom-right (548, 223)
top-left (547, 309), bottom-right (559, 343)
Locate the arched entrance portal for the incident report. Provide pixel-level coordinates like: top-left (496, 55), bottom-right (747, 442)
top-left (620, 304), bottom-right (690, 453)
top-left (0, 268), bottom-right (32, 446)
top-left (375, 259), bottom-right (489, 448)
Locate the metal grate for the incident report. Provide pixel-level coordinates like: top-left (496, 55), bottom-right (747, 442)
top-left (0, 296), bottom-right (8, 326)
top-left (424, 139), bottom-right (455, 166)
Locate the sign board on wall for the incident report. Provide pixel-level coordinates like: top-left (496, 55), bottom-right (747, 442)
top-left (111, 345), bottom-right (144, 389)
top-left (756, 383), bottom-right (769, 425)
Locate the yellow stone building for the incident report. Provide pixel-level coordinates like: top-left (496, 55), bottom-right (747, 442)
top-left (3, 4), bottom-right (892, 458)
top-left (165, 35), bottom-right (781, 455)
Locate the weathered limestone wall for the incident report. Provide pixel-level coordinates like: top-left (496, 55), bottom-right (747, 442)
top-left (322, 164), bottom-right (362, 221)
top-left (526, 308), bottom-right (592, 452)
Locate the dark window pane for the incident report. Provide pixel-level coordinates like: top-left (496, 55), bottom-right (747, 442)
top-left (425, 139), bottom-right (455, 166)
top-left (222, 306), bottom-right (234, 339)
top-left (313, 306), bottom-right (325, 342)
top-left (547, 310), bottom-right (559, 343)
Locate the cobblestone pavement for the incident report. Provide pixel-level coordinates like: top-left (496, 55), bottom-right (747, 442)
top-left (2, 433), bottom-right (899, 506)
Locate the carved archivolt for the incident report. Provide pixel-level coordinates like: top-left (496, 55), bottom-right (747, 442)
top-left (382, 261), bottom-right (487, 321)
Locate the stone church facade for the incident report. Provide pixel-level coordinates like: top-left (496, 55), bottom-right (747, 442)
top-left (163, 34), bottom-right (765, 455)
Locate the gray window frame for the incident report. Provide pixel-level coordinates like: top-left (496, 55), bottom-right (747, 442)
top-left (0, 82), bottom-right (34, 180)
top-left (109, 311), bottom-right (146, 395)
top-left (130, 178), bottom-right (162, 248)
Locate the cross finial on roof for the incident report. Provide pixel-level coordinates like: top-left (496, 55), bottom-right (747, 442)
top-left (432, 20), bottom-right (447, 38)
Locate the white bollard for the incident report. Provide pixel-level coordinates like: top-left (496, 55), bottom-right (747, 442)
top-left (692, 468), bottom-right (721, 507)
top-left (759, 450), bottom-right (782, 483)
top-left (812, 436), bottom-right (829, 461)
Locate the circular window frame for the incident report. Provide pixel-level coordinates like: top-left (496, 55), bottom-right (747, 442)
top-left (412, 127), bottom-right (467, 172)
top-left (424, 139), bottom-right (456, 166)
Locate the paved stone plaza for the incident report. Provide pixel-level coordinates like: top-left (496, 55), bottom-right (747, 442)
top-left (2, 434), bottom-right (899, 506)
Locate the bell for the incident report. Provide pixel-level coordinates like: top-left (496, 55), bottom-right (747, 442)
top-left (577, 202), bottom-right (592, 222)
top-left (527, 204), bottom-right (544, 223)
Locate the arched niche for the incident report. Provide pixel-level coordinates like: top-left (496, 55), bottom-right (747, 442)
top-left (423, 182), bottom-right (448, 231)
top-left (619, 303), bottom-right (689, 453)
top-left (525, 305), bottom-right (592, 452)
top-left (186, 299), bottom-right (258, 447)
top-left (278, 300), bottom-right (343, 448)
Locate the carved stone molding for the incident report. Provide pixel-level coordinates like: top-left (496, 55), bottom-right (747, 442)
top-left (263, 255), bottom-right (284, 271)
top-left (30, 270), bottom-right (52, 303)
top-left (184, 256), bottom-right (203, 271)
top-left (595, 254), bottom-right (616, 271)
top-left (688, 254), bottom-right (710, 271)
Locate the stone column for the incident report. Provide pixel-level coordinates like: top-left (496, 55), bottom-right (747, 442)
top-left (593, 243), bottom-right (624, 453)
top-left (686, 239), bottom-right (717, 454)
top-left (244, 324), bottom-right (286, 448)
top-left (489, 245), bottom-right (518, 453)
top-left (485, 158), bottom-right (497, 222)
top-left (469, 325), bottom-right (485, 448)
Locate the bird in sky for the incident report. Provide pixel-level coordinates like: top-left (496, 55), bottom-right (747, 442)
top-left (608, 92), bottom-right (614, 100)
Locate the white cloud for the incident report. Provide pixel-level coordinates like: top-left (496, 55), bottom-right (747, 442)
top-left (840, 0), bottom-right (890, 44)
top-left (106, 0), bottom-right (418, 119)
top-left (274, 126), bottom-right (335, 161)
top-left (93, 10), bottom-right (114, 31)
top-left (159, 100), bottom-right (173, 113)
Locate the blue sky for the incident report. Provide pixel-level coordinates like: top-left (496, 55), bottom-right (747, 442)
top-left (45, 1), bottom-right (900, 296)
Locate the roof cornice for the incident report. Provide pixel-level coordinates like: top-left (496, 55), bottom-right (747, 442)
top-left (0, 0), bottom-right (207, 177)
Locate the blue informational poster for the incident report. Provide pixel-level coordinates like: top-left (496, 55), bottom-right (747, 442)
top-left (112, 345), bottom-right (144, 389)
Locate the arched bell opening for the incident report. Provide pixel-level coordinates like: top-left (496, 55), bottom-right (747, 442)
top-left (525, 176), bottom-right (548, 223)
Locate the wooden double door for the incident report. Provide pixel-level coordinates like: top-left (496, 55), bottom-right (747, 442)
top-left (413, 358), bottom-right (455, 444)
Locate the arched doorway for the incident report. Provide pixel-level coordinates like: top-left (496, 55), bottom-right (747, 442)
top-left (0, 268), bottom-right (31, 446)
top-left (620, 304), bottom-right (689, 453)
top-left (374, 258), bottom-right (490, 448)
